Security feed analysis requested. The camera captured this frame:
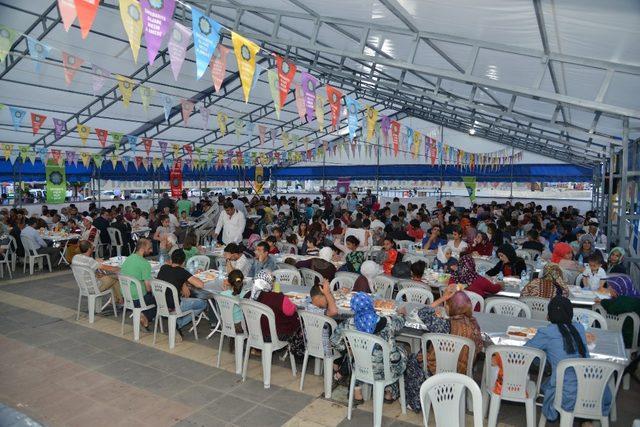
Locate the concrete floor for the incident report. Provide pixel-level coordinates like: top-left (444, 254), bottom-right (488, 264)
top-left (0, 268), bottom-right (639, 426)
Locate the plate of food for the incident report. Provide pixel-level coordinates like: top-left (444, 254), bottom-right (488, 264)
top-left (506, 326), bottom-right (537, 340)
top-left (373, 299), bottom-right (397, 315)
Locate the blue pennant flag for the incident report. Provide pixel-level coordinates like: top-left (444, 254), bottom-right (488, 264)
top-left (191, 7), bottom-right (222, 80)
top-left (26, 37), bottom-right (52, 73)
top-left (345, 97), bottom-right (360, 142)
top-left (8, 106), bottom-right (27, 131)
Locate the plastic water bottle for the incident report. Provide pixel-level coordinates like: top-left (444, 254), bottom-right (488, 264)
top-left (159, 253), bottom-right (165, 265)
top-left (497, 271), bottom-right (504, 281)
top-left (520, 270), bottom-right (528, 289)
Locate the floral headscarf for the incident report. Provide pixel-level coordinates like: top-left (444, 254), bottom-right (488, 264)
top-left (452, 255), bottom-right (480, 285)
top-left (578, 234), bottom-right (596, 257)
top-left (436, 245), bottom-right (451, 264)
top-left (521, 263), bottom-right (569, 298)
top-left (350, 292), bottom-right (380, 334)
top-left (250, 270), bottom-right (274, 300)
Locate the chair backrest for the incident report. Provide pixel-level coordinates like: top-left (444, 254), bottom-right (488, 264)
top-left (396, 240), bottom-right (415, 251)
top-left (485, 297), bottom-right (531, 318)
top-left (463, 291), bottom-right (485, 312)
top-left (521, 249), bottom-right (541, 261)
top-left (398, 279), bottom-right (426, 291)
top-left (107, 227), bottom-right (122, 246)
top-left (420, 372), bottom-right (483, 427)
top-left (186, 255), bottom-right (210, 272)
top-left (280, 243), bottom-right (298, 255)
top-left (273, 268), bottom-right (302, 286)
top-left (396, 287), bottom-right (434, 304)
top-left (20, 235), bottom-right (38, 256)
top-left (336, 271), bottom-right (360, 281)
top-left (239, 299), bottom-right (279, 347)
top-left (214, 293), bottom-right (243, 338)
top-left (516, 249), bottom-right (533, 262)
top-left (276, 262), bottom-right (297, 270)
top-left (150, 279), bottom-right (182, 317)
top-left (371, 275), bottom-right (395, 299)
top-left (329, 274), bottom-right (357, 291)
top-left (563, 268), bottom-right (580, 286)
top-left (117, 275), bottom-right (152, 310)
top-left (555, 358), bottom-right (622, 420)
top-left (299, 311), bottom-right (337, 358)
top-left (345, 227), bottom-right (369, 249)
top-left (3, 235), bottom-right (17, 260)
top-left (593, 305), bottom-right (640, 351)
top-left (299, 267), bottom-right (323, 287)
top-left (368, 249), bottom-right (385, 263)
top-left (421, 333), bottom-right (476, 377)
top-left (520, 296), bottom-right (549, 320)
top-left (70, 263), bottom-right (101, 296)
top-left (342, 330), bottom-right (393, 382)
top-left (573, 308), bottom-right (608, 329)
top-left (484, 345), bottom-right (546, 401)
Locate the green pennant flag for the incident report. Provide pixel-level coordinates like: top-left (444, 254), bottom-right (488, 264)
top-left (45, 160), bottom-right (66, 204)
top-left (462, 176), bottom-right (477, 202)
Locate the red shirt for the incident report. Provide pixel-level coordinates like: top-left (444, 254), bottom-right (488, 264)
top-left (406, 226), bottom-right (425, 242)
top-left (268, 246), bottom-right (280, 254)
top-left (465, 276), bottom-right (502, 298)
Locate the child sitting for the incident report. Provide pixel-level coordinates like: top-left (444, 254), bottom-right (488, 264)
top-left (576, 254), bottom-right (607, 290)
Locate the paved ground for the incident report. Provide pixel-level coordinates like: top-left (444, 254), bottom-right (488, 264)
top-left (0, 268), bottom-right (638, 426)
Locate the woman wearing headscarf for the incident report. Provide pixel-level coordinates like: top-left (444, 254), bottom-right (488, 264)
top-left (434, 245), bottom-right (453, 270)
top-left (463, 231), bottom-right (493, 257)
top-left (550, 242), bottom-right (580, 271)
top-left (352, 260), bottom-right (382, 293)
top-left (520, 263), bottom-right (570, 299)
top-left (523, 295), bottom-right (611, 422)
top-left (597, 274), bottom-right (640, 348)
top-left (402, 288), bottom-right (483, 411)
top-left (606, 247), bottom-right (627, 274)
top-left (450, 254), bottom-right (503, 298)
top-left (330, 292), bottom-right (407, 404)
top-left (486, 244), bottom-right (527, 277)
top-left (248, 271), bottom-right (305, 357)
top-left (575, 234), bottom-right (603, 264)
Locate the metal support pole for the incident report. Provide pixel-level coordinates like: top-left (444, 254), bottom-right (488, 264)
top-left (322, 150), bottom-right (326, 191)
top-left (375, 141), bottom-right (380, 197)
top-left (617, 118), bottom-right (630, 248)
top-left (607, 145), bottom-right (615, 241)
top-left (439, 125), bottom-right (444, 194)
top-left (509, 146), bottom-right (515, 201)
top-left (97, 168), bottom-right (102, 209)
top-left (12, 163), bottom-right (17, 208)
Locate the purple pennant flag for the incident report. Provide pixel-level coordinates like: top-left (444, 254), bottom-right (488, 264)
top-left (300, 72), bottom-right (319, 122)
top-left (53, 118), bottom-right (66, 139)
top-left (168, 21), bottom-right (192, 80)
top-left (140, 0), bottom-right (176, 65)
top-left (91, 64), bottom-right (109, 94)
top-left (269, 129), bottom-right (276, 147)
top-left (381, 115), bottom-right (390, 143)
top-left (65, 150), bottom-right (77, 166)
top-left (158, 140), bottom-right (168, 156)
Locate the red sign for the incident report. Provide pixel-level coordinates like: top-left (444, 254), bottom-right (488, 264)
top-left (170, 160), bottom-right (183, 198)
top-left (276, 54), bottom-right (296, 108)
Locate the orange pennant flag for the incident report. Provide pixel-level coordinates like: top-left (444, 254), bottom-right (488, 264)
top-left (30, 113), bottom-right (47, 135)
top-left (74, 0), bottom-right (100, 39)
top-left (62, 52), bottom-right (84, 85)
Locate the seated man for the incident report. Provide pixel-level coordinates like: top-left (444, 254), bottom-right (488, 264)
top-left (156, 249), bottom-right (207, 339)
top-left (20, 217), bottom-right (61, 266)
top-left (72, 239), bottom-right (123, 304)
top-left (522, 229), bottom-right (545, 253)
top-left (223, 242), bottom-right (252, 276)
top-left (250, 241), bottom-right (277, 276)
top-left (120, 238), bottom-right (157, 329)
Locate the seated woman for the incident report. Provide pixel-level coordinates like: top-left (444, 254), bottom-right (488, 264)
top-left (352, 260), bottom-right (382, 293)
top-left (248, 271), bottom-right (304, 357)
top-left (486, 244), bottom-right (527, 278)
top-left (434, 245), bottom-right (453, 271)
top-left (446, 226), bottom-right (468, 258)
top-left (597, 275), bottom-right (640, 348)
top-left (330, 219), bottom-right (344, 240)
top-left (550, 242), bottom-right (581, 271)
top-left (303, 236), bottom-right (320, 256)
top-left (520, 263), bottom-right (569, 298)
top-left (403, 288), bottom-right (483, 412)
top-left (409, 260), bottom-right (427, 283)
top-left (343, 235), bottom-right (365, 273)
top-left (451, 255), bottom-right (502, 298)
top-left (523, 295), bottom-right (610, 423)
top-left (381, 237), bottom-right (398, 275)
top-left (266, 235), bottom-right (280, 254)
top-left (575, 234), bottom-right (603, 264)
top-left (463, 231), bottom-right (493, 257)
top-left (330, 292), bottom-right (407, 404)
top-left (606, 247), bottom-right (627, 274)
top-left (243, 219), bottom-right (261, 250)
top-left (181, 233), bottom-right (202, 261)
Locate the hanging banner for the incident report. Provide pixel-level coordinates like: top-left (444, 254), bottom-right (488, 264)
top-left (52, 117), bottom-right (66, 138)
top-left (8, 106), bottom-right (26, 131)
top-left (231, 32), bottom-right (260, 103)
top-left (345, 97), bottom-right (360, 141)
top-left (412, 129), bottom-right (421, 159)
top-left (365, 106), bottom-right (378, 142)
top-left (170, 161), bottom-right (183, 198)
top-left (93, 154), bottom-right (104, 168)
top-left (110, 152), bottom-right (118, 169)
top-left (315, 94), bottom-right (325, 131)
top-left (76, 124), bottom-right (91, 145)
top-left (140, 0), bottom-right (175, 65)
top-left (380, 115), bottom-right (390, 152)
top-left (158, 140), bottom-right (168, 156)
top-left (111, 131), bottom-right (124, 151)
top-left (390, 120), bottom-right (400, 156)
top-left (326, 85), bottom-right (343, 131)
top-left (26, 37), bottom-right (52, 73)
top-left (192, 7), bottom-right (222, 79)
top-left (168, 21), bottom-right (191, 80)
top-left (254, 165), bottom-right (264, 195)
top-left (210, 44), bottom-right (230, 92)
top-left (198, 102), bottom-right (210, 129)
top-left (80, 152), bottom-right (90, 168)
top-left (172, 143), bottom-right (180, 158)
top-left (58, 0), bottom-right (77, 31)
top-left (183, 144), bottom-right (193, 159)
top-left (118, 0), bottom-right (143, 62)
top-left (269, 129), bottom-right (276, 147)
top-left (95, 128), bottom-right (108, 147)
top-left (2, 144), bottom-right (13, 160)
top-left (116, 74), bottom-right (135, 107)
top-left (180, 99), bottom-right (194, 124)
top-left (0, 26), bottom-right (16, 64)
top-left (217, 111), bottom-right (227, 135)
top-left (30, 113), bottom-right (47, 135)
top-left (300, 72), bottom-right (319, 122)
top-left (62, 52), bottom-right (84, 85)
top-left (266, 69), bottom-right (280, 119)
top-left (74, 0), bottom-right (100, 39)
top-left (139, 85), bottom-right (155, 110)
top-left (294, 84), bottom-right (306, 122)
top-left (19, 146), bottom-right (29, 161)
top-left (161, 94), bottom-right (174, 122)
top-left (462, 176), bottom-right (477, 202)
top-left (91, 64), bottom-right (108, 94)
top-left (45, 160), bottom-right (67, 204)
top-left (276, 54), bottom-right (296, 108)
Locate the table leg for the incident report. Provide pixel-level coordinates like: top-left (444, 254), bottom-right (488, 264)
top-left (206, 299), bottom-right (221, 339)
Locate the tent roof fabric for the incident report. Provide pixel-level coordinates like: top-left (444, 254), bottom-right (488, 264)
top-left (1, 0), bottom-right (638, 174)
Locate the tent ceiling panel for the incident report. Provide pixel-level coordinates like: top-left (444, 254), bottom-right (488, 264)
top-left (295, 0), bottom-right (406, 27)
top-left (604, 72), bottom-right (640, 111)
top-left (314, 24), bottom-right (364, 53)
top-left (553, 62), bottom-right (607, 102)
top-left (412, 40), bottom-right (460, 73)
top-left (424, 40), bottom-right (474, 73)
top-left (512, 98), bottom-right (556, 122)
top-left (471, 48), bottom-right (542, 88)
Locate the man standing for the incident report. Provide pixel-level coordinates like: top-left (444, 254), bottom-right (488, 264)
top-left (250, 241), bottom-right (277, 276)
top-left (231, 193), bottom-right (248, 217)
top-left (119, 238), bottom-right (156, 329)
top-left (93, 208), bottom-right (112, 249)
top-left (213, 201), bottom-right (246, 245)
top-left (72, 240), bottom-right (123, 304)
top-left (20, 217), bottom-right (61, 266)
top-left (177, 191), bottom-right (192, 217)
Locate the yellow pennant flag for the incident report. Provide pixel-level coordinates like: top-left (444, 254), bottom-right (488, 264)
top-left (217, 111), bottom-right (227, 135)
top-left (282, 131), bottom-right (290, 149)
top-left (116, 74), bottom-right (135, 107)
top-left (172, 143), bottom-right (180, 158)
top-left (110, 152), bottom-right (119, 168)
top-left (365, 105), bottom-right (378, 142)
top-left (2, 143), bottom-right (13, 160)
top-left (412, 130), bottom-right (421, 158)
top-left (231, 32), bottom-right (260, 103)
top-left (315, 94), bottom-right (325, 131)
top-left (152, 157), bottom-right (163, 169)
top-left (80, 152), bottom-right (91, 168)
top-left (118, 0), bottom-right (143, 62)
top-left (77, 124), bottom-right (91, 145)
top-left (139, 86), bottom-right (155, 111)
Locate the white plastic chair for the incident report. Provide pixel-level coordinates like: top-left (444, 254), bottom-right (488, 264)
top-left (420, 333), bottom-right (476, 377)
top-left (563, 268), bottom-right (580, 287)
top-left (396, 240), bottom-right (415, 252)
top-left (520, 296), bottom-right (549, 320)
top-left (329, 274), bottom-right (357, 291)
top-left (485, 297), bottom-right (532, 318)
top-left (464, 290), bottom-right (485, 313)
top-left (239, 299), bottom-right (297, 388)
top-left (150, 279), bottom-right (198, 349)
top-left (371, 275), bottom-right (395, 299)
top-left (212, 293), bottom-right (246, 375)
top-left (118, 275), bottom-right (155, 341)
top-left (107, 227), bottom-right (125, 257)
top-left (299, 311), bottom-right (338, 398)
top-left (93, 232), bottom-right (108, 259)
top-left (516, 249), bottom-right (534, 262)
top-left (299, 267), bottom-right (324, 287)
top-left (342, 330), bottom-right (407, 427)
top-left (538, 358), bottom-right (623, 427)
top-left (474, 258), bottom-right (496, 274)
top-left (186, 255), bottom-right (210, 272)
top-left (280, 242), bottom-right (298, 255)
top-left (420, 372), bottom-right (483, 427)
top-left (273, 268), bottom-right (303, 286)
top-left (573, 308), bottom-right (608, 329)
top-left (483, 345), bottom-right (546, 427)
top-left (396, 287), bottom-right (434, 304)
top-left (71, 263), bottom-right (118, 324)
top-left (0, 235), bottom-right (16, 278)
top-left (20, 235), bottom-right (52, 275)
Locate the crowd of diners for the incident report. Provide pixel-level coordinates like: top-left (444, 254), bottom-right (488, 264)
top-left (1, 189), bottom-right (638, 424)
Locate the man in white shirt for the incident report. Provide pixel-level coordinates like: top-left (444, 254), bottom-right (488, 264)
top-left (223, 243), bottom-right (252, 276)
top-left (72, 240), bottom-right (123, 304)
top-left (21, 217), bottom-right (61, 266)
top-left (130, 209), bottom-right (148, 229)
top-left (231, 193), bottom-right (248, 217)
top-left (214, 201), bottom-right (246, 245)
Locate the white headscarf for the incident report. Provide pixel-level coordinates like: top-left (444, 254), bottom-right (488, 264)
top-left (251, 270), bottom-right (274, 300)
top-left (436, 245), bottom-right (451, 264)
top-left (360, 260), bottom-right (382, 281)
top-left (319, 247), bottom-right (334, 262)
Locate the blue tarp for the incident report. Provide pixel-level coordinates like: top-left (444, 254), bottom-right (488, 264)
top-left (0, 159), bottom-right (92, 182)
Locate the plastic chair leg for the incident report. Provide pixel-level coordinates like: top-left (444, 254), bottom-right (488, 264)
top-left (234, 336), bottom-right (245, 375)
top-left (398, 376), bottom-right (407, 415)
top-left (76, 294), bottom-right (82, 321)
top-left (299, 351), bottom-right (309, 391)
top-left (242, 344), bottom-right (251, 382)
top-left (314, 357), bottom-right (322, 376)
top-left (487, 394), bottom-right (501, 427)
top-left (323, 358), bottom-right (333, 399)
top-left (538, 415), bottom-right (546, 427)
top-left (372, 382), bottom-right (385, 427)
top-left (525, 398), bottom-right (536, 427)
top-left (87, 296), bottom-right (96, 324)
top-left (289, 346), bottom-right (297, 376)
top-left (623, 372), bottom-right (631, 390)
top-left (600, 416), bottom-right (610, 427)
top-left (558, 411), bottom-right (573, 427)
top-left (152, 315), bottom-right (159, 345)
top-left (121, 307), bottom-right (127, 335)
top-left (191, 313), bottom-right (198, 340)
top-left (46, 255), bottom-right (51, 272)
top-left (132, 310), bottom-right (141, 341)
top-left (111, 292), bottom-right (118, 319)
top-left (168, 316), bottom-right (177, 349)
top-left (217, 334), bottom-right (225, 368)
top-left (262, 344), bottom-right (273, 388)
top-left (347, 374), bottom-right (356, 420)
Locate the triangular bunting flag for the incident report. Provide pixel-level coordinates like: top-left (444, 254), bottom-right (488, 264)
top-left (116, 74), bottom-right (135, 107)
top-left (26, 37), bottom-right (52, 73)
top-left (30, 112), bottom-right (47, 135)
top-left (139, 85), bottom-right (155, 111)
top-left (231, 32), bottom-right (260, 103)
top-left (191, 7), bottom-right (222, 79)
top-left (74, 0), bottom-right (100, 39)
top-left (8, 106), bottom-right (27, 131)
top-left (140, 0), bottom-right (176, 65)
top-left (53, 117), bottom-right (66, 138)
top-left (58, 0), bottom-right (77, 32)
top-left (95, 128), bottom-right (108, 147)
top-left (181, 99), bottom-right (194, 125)
top-left (210, 44), bottom-right (230, 92)
top-left (118, 0), bottom-right (143, 62)
top-left (62, 52), bottom-right (84, 85)
top-left (167, 21), bottom-right (191, 80)
top-left (77, 124), bottom-right (91, 145)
